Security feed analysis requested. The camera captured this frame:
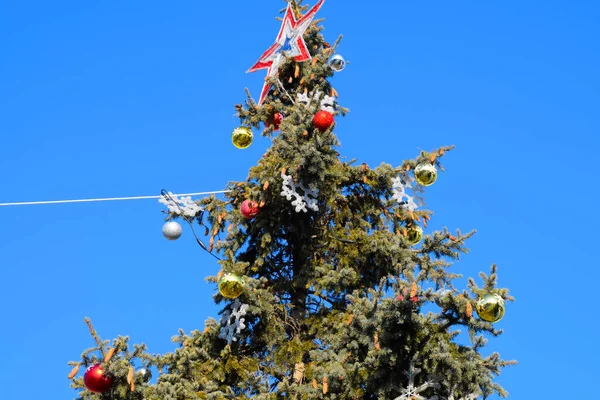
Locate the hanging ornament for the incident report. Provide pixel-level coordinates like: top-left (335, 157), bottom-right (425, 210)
top-left (218, 273), bottom-right (245, 299)
top-left (414, 162), bottom-right (438, 186)
top-left (297, 90), bottom-right (336, 113)
top-left (328, 54), bottom-right (346, 72)
top-left (83, 364), bottom-right (113, 393)
top-left (476, 293), bottom-right (505, 323)
top-left (434, 289), bottom-right (453, 307)
top-left (313, 110), bottom-right (334, 132)
top-left (406, 225), bottom-right (423, 245)
top-left (319, 95), bottom-right (336, 113)
top-left (159, 191), bottom-right (202, 218)
top-left (392, 173), bottom-right (425, 212)
top-left (247, 0), bottom-right (326, 104)
top-left (136, 367), bottom-right (152, 383)
top-left (162, 221), bottom-right (182, 241)
top-left (240, 199), bottom-right (260, 219)
top-left (268, 112), bottom-right (284, 130)
top-left (281, 172), bottom-right (319, 212)
top-left (219, 298), bottom-right (249, 345)
top-left (232, 127), bottom-right (253, 149)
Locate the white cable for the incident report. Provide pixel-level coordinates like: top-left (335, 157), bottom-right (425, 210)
top-left (0, 190), bottom-right (230, 207)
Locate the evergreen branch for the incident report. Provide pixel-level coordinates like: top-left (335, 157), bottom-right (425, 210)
top-left (288, 0), bottom-right (302, 18)
top-left (329, 34), bottom-right (344, 54)
top-left (84, 317), bottom-right (105, 357)
top-left (330, 232), bottom-right (357, 244)
top-left (244, 87), bottom-right (257, 108)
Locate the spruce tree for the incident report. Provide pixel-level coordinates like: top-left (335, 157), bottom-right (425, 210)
top-left (68, 1), bottom-right (515, 398)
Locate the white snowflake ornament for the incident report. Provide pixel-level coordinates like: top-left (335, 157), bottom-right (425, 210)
top-left (392, 172), bottom-right (425, 212)
top-left (318, 94), bottom-right (336, 113)
top-left (219, 299), bottom-right (249, 345)
top-left (280, 172), bottom-right (319, 212)
top-left (159, 192), bottom-right (202, 218)
top-left (392, 361), bottom-right (440, 400)
top-left (392, 176), bottom-right (418, 212)
top-left (296, 92), bottom-right (311, 106)
top-left (296, 90), bottom-right (336, 113)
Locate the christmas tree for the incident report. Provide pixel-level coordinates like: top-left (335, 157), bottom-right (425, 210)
top-left (69, 1), bottom-right (514, 398)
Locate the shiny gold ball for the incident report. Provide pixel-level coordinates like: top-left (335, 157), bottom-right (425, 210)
top-left (476, 293), bottom-right (505, 323)
top-left (414, 162), bottom-right (437, 186)
top-left (218, 273), bottom-right (245, 299)
top-left (232, 127), bottom-right (253, 149)
top-left (406, 225), bottom-right (423, 245)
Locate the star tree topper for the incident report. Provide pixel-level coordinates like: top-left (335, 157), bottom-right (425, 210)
top-left (247, 0), bottom-right (326, 104)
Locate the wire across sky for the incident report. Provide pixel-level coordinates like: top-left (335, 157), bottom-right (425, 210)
top-left (0, 190), bottom-right (230, 207)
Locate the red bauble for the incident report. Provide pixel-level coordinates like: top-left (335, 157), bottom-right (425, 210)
top-left (241, 199), bottom-right (260, 219)
top-left (83, 364), bottom-right (113, 393)
top-left (267, 113), bottom-right (284, 130)
top-left (313, 110), bottom-right (334, 132)
top-left (273, 113), bottom-right (284, 130)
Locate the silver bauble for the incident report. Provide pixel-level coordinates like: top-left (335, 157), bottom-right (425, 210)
top-left (434, 289), bottom-right (452, 307)
top-left (137, 367), bottom-right (152, 383)
top-left (328, 54), bottom-right (346, 72)
top-left (162, 221), bottom-right (182, 240)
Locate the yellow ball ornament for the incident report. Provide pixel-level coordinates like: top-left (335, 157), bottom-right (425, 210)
top-left (406, 225), bottom-right (423, 245)
top-left (218, 273), bottom-right (245, 299)
top-left (475, 293), bottom-right (505, 323)
top-left (232, 127), bottom-right (253, 149)
top-left (414, 162), bottom-right (437, 186)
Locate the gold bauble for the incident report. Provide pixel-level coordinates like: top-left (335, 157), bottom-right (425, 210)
top-left (406, 225), bottom-right (423, 245)
top-left (476, 293), bottom-right (505, 323)
top-left (231, 127), bottom-right (253, 149)
top-left (414, 162), bottom-right (437, 186)
top-left (218, 273), bottom-right (245, 299)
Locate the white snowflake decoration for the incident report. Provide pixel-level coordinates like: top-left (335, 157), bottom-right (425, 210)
top-left (392, 361), bottom-right (440, 400)
top-left (159, 192), bottom-right (202, 218)
top-left (296, 92), bottom-right (310, 106)
top-left (218, 299), bottom-right (249, 345)
top-left (296, 90), bottom-right (336, 113)
top-left (392, 176), bottom-right (418, 212)
top-left (281, 172), bottom-right (319, 213)
top-left (392, 172), bottom-right (426, 212)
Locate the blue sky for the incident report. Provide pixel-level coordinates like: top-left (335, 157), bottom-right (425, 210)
top-left (0, 1), bottom-right (598, 398)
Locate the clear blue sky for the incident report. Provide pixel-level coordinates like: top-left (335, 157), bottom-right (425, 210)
top-left (0, 1), bottom-right (598, 398)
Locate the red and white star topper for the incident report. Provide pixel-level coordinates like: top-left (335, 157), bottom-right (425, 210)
top-left (247, 0), bottom-right (326, 105)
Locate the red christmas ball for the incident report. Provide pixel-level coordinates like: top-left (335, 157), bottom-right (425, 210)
top-left (273, 113), bottom-right (284, 130)
top-left (240, 199), bottom-right (260, 219)
top-left (313, 110), bottom-right (334, 132)
top-left (267, 113), bottom-right (284, 130)
top-left (83, 364), bottom-right (113, 393)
